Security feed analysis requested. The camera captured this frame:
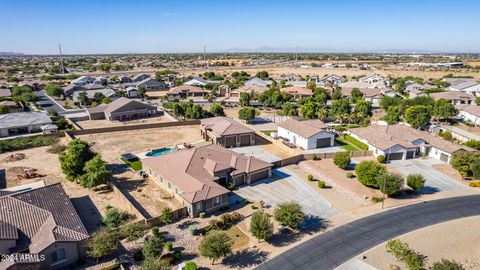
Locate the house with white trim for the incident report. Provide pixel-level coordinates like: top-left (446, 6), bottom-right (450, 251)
top-left (277, 119), bottom-right (336, 150)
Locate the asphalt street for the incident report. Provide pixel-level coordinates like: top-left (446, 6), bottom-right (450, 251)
top-left (255, 195), bottom-right (480, 270)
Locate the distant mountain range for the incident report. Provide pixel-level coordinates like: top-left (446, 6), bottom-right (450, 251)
top-left (0, 51), bottom-right (25, 56)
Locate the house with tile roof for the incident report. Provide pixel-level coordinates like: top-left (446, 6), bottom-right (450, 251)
top-left (346, 124), bottom-right (473, 162)
top-left (244, 77), bottom-right (271, 87)
top-left (457, 104), bottom-right (480, 126)
top-left (277, 118), bottom-right (335, 149)
top-left (142, 144), bottom-right (272, 217)
top-left (0, 112), bottom-right (53, 137)
top-left (280, 86), bottom-right (312, 100)
top-left (86, 97), bottom-right (158, 121)
top-left (444, 78), bottom-right (480, 95)
top-left (167, 85), bottom-right (208, 101)
top-left (431, 91), bottom-right (475, 105)
top-left (200, 117), bottom-right (256, 147)
top-left (0, 183), bottom-right (88, 270)
top-left (228, 85), bottom-right (268, 99)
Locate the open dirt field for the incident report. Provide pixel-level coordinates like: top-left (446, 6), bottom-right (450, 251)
top-left (362, 216), bottom-right (480, 270)
top-left (77, 125), bottom-right (203, 164)
top-left (76, 114), bottom-right (174, 129)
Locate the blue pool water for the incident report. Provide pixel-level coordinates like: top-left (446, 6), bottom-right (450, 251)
top-left (145, 147), bottom-right (175, 157)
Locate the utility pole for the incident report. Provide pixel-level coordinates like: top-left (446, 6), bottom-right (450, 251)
top-left (295, 46), bottom-right (298, 64)
top-left (381, 149), bottom-right (390, 209)
top-left (58, 43), bottom-right (65, 74)
top-left (204, 45), bottom-right (208, 70)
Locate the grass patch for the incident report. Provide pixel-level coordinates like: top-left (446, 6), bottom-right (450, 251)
top-left (225, 225), bottom-right (249, 250)
top-left (121, 158), bottom-right (142, 171)
top-left (261, 130), bottom-right (276, 136)
top-left (335, 138), bottom-right (359, 151)
top-left (343, 135), bottom-right (369, 150)
top-left (0, 136), bottom-right (58, 154)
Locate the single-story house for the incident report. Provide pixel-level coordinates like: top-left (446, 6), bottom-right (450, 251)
top-left (167, 85), bottom-right (207, 101)
top-left (122, 87), bottom-right (138, 98)
top-left (444, 78), bottom-right (480, 96)
top-left (119, 75), bottom-right (133, 83)
top-left (0, 112), bottom-right (52, 137)
top-left (359, 75), bottom-right (388, 88)
top-left (184, 77), bottom-right (222, 86)
top-left (63, 84), bottom-right (84, 96)
top-left (431, 124), bottom-right (480, 143)
top-left (200, 117), bottom-right (256, 147)
top-left (341, 87), bottom-right (394, 104)
top-left (72, 89), bottom-right (117, 103)
top-left (456, 104), bottom-right (480, 126)
top-left (0, 88), bottom-right (12, 98)
top-left (82, 83), bottom-right (105, 91)
top-left (87, 97), bottom-right (158, 121)
top-left (0, 183), bottom-right (89, 270)
top-left (72, 76), bottom-right (94, 86)
top-left (142, 144), bottom-right (272, 217)
top-left (277, 118), bottom-right (335, 149)
top-left (280, 86), bottom-right (312, 100)
top-left (132, 73), bottom-right (150, 82)
top-left (124, 78), bottom-right (167, 91)
top-left (228, 85), bottom-right (268, 99)
top-left (19, 81), bottom-right (47, 91)
top-left (319, 74), bottom-right (344, 85)
top-left (244, 78), bottom-right (271, 87)
top-left (346, 124), bottom-right (472, 163)
top-left (0, 101), bottom-right (22, 112)
top-left (430, 91), bottom-right (475, 105)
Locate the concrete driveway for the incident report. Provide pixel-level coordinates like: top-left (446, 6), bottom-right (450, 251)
top-left (231, 145), bottom-right (281, 163)
top-left (389, 158), bottom-right (469, 193)
top-left (233, 167), bottom-right (337, 219)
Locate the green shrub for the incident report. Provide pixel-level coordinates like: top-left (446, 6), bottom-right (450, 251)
top-left (199, 212), bottom-right (206, 218)
top-left (164, 241), bottom-right (173, 252)
top-left (87, 228), bottom-right (119, 260)
top-left (371, 196), bottom-right (384, 203)
top-left (119, 222), bottom-right (146, 241)
top-left (333, 152), bottom-right (351, 169)
top-left (376, 173), bottom-right (404, 196)
top-left (317, 181), bottom-right (326, 189)
top-left (355, 161), bottom-right (387, 188)
top-left (307, 175), bottom-right (314, 181)
top-left (0, 136), bottom-right (57, 154)
top-left (274, 201), bottom-right (304, 229)
top-left (386, 239), bottom-right (424, 270)
top-left (377, 155), bottom-right (385, 163)
top-left (469, 181), bottom-right (480, 187)
top-left (151, 226), bottom-right (160, 237)
top-left (431, 259), bottom-right (465, 270)
top-left (346, 172), bottom-right (355, 178)
top-left (188, 225), bottom-right (197, 235)
top-left (173, 250), bottom-right (182, 261)
top-left (184, 261), bottom-right (198, 270)
top-left (227, 182), bottom-right (236, 190)
top-left (407, 174), bottom-right (426, 191)
top-left (102, 206), bottom-right (131, 228)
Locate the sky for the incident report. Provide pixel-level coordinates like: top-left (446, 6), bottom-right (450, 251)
top-left (1, 0), bottom-right (479, 54)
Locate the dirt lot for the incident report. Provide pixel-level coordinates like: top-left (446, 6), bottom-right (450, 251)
top-left (362, 216), bottom-right (480, 270)
top-left (77, 125), bottom-right (203, 164)
top-left (76, 114), bottom-right (175, 129)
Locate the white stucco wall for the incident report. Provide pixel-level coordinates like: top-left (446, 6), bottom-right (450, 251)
top-left (278, 127), bottom-right (334, 150)
top-left (458, 110), bottom-right (480, 125)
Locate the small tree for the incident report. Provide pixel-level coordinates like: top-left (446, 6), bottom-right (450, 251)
top-left (376, 173), bottom-right (404, 196)
top-left (199, 230), bottom-right (233, 265)
top-left (120, 222), bottom-right (147, 241)
top-left (78, 91), bottom-right (89, 105)
top-left (431, 259), bottom-right (465, 270)
top-left (143, 235), bottom-right (164, 259)
top-left (164, 241), bottom-right (173, 252)
top-left (333, 152), bottom-right (351, 169)
top-left (93, 92), bottom-right (105, 102)
top-left (159, 207), bottom-right (174, 224)
top-left (209, 103), bottom-right (225, 116)
top-left (80, 155), bottom-right (112, 189)
top-left (255, 71), bottom-right (269, 79)
top-left (355, 160), bottom-right (387, 188)
top-left (239, 92), bottom-right (251, 106)
top-left (102, 97), bottom-right (112, 104)
top-left (406, 174), bottom-right (425, 191)
top-left (45, 84), bottom-right (64, 98)
top-left (238, 106), bottom-right (256, 121)
top-left (184, 261), bottom-right (198, 270)
top-left (377, 155), bottom-right (385, 163)
top-left (102, 206), bottom-right (131, 228)
top-left (249, 211), bottom-right (273, 242)
top-left (405, 105), bottom-right (432, 129)
top-left (273, 201), bottom-right (304, 230)
top-left (87, 228), bottom-right (119, 260)
top-left (59, 139), bottom-right (95, 181)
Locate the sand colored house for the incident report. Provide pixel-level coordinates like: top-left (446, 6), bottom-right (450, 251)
top-left (457, 104), bottom-right (480, 126)
top-left (280, 86), bottom-right (312, 99)
top-left (228, 85), bottom-right (268, 99)
top-left (277, 118), bottom-right (335, 150)
top-left (87, 97), bottom-right (158, 121)
top-left (430, 91), bottom-right (475, 105)
top-left (167, 85), bottom-right (208, 101)
top-left (0, 183), bottom-right (88, 270)
top-left (200, 117), bottom-right (256, 147)
top-left (143, 144), bottom-right (272, 217)
top-left (347, 124), bottom-right (472, 162)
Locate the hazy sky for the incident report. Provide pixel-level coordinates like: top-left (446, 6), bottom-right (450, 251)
top-left (1, 0), bottom-right (479, 54)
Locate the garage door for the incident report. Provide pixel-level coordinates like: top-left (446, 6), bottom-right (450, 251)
top-left (250, 169), bottom-right (269, 183)
top-left (386, 152), bottom-right (403, 160)
top-left (440, 153), bottom-right (449, 162)
top-left (225, 136), bottom-right (236, 148)
top-left (316, 137), bottom-right (331, 148)
top-left (406, 151), bottom-right (415, 159)
top-left (240, 134), bottom-right (251, 146)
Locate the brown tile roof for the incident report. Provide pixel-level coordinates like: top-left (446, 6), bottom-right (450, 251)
top-left (457, 104), bottom-right (480, 117)
top-left (431, 91), bottom-right (475, 101)
top-left (103, 97), bottom-right (156, 114)
top-left (0, 183), bottom-right (88, 252)
top-left (168, 85), bottom-right (206, 94)
top-left (200, 117), bottom-right (254, 137)
top-left (0, 88), bottom-right (11, 97)
top-left (349, 124), bottom-right (473, 154)
top-left (142, 144), bottom-right (272, 204)
top-left (277, 119), bottom-right (329, 138)
top-left (280, 86), bottom-right (312, 96)
top-left (341, 87), bottom-right (386, 98)
top-left (235, 85), bottom-right (268, 94)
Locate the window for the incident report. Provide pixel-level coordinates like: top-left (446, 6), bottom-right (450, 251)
top-left (160, 176), bottom-right (163, 183)
top-left (175, 188), bottom-right (179, 194)
top-left (51, 248), bottom-right (66, 264)
top-left (214, 196), bottom-right (221, 206)
top-left (168, 182), bottom-right (171, 189)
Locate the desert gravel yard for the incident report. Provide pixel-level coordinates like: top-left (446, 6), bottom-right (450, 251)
top-left (233, 167), bottom-right (337, 219)
top-left (389, 158), bottom-right (469, 193)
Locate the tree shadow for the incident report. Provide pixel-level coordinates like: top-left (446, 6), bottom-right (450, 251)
top-left (71, 195), bottom-right (103, 233)
top-left (300, 215), bottom-right (331, 234)
top-left (254, 134), bottom-right (273, 146)
top-left (268, 229), bottom-right (303, 247)
top-left (223, 248), bottom-right (270, 268)
top-left (177, 220), bottom-right (199, 230)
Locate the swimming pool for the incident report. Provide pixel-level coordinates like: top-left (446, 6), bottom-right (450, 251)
top-left (145, 147), bottom-right (175, 157)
